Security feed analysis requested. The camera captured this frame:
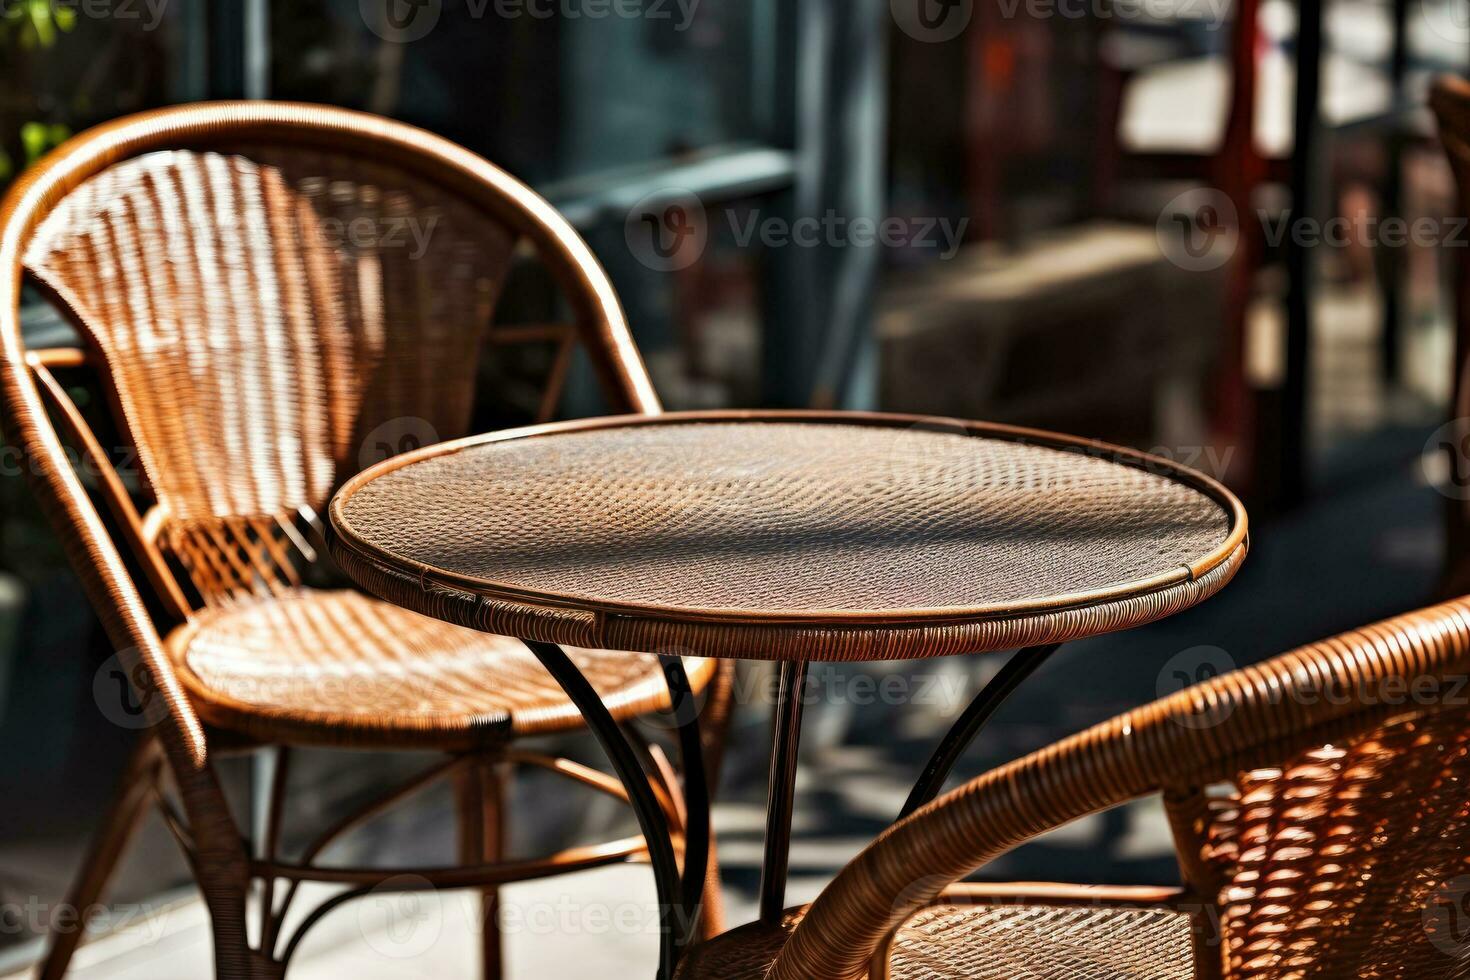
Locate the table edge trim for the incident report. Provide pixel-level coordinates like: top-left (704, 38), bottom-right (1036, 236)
top-left (328, 409), bottom-right (1249, 626)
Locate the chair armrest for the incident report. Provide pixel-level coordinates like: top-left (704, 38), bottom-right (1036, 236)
top-left (932, 882), bottom-right (1189, 908)
top-left (771, 597), bottom-right (1470, 980)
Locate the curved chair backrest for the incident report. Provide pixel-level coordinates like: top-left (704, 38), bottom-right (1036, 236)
top-left (0, 102), bottom-right (658, 782)
top-left (4, 102), bottom-right (659, 613)
top-left (772, 597), bottom-right (1470, 980)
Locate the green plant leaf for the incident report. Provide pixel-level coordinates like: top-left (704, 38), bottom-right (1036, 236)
top-left (3, 0), bottom-right (77, 50)
top-left (19, 122), bottom-right (47, 162)
top-left (18, 120), bottom-right (69, 165)
top-left (28, 3), bottom-right (55, 48)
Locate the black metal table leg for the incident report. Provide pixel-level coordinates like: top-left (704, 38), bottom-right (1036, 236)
top-left (525, 640), bottom-right (687, 979)
top-left (659, 654), bottom-right (711, 931)
top-left (758, 659), bottom-right (809, 925)
top-left (899, 643), bottom-right (1061, 819)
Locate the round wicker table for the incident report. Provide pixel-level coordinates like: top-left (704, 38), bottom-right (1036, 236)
top-left (328, 410), bottom-right (1247, 979)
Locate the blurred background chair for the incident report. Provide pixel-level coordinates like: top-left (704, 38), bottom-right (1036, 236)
top-left (676, 595), bottom-right (1470, 979)
top-left (0, 102), bottom-right (730, 979)
top-left (1430, 76), bottom-right (1470, 599)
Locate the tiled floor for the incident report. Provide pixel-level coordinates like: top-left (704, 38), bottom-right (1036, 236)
top-left (0, 796), bottom-right (1184, 977)
top-left (1, 869), bottom-right (663, 978)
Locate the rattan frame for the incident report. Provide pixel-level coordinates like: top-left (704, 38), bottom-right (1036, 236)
top-left (671, 596), bottom-right (1470, 979)
top-left (0, 102), bottom-right (728, 978)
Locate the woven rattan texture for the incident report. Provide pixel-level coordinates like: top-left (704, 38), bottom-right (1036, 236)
top-left (336, 527), bottom-right (1244, 662)
top-left (675, 910), bottom-right (803, 980)
top-left (338, 421), bottom-right (1233, 616)
top-left (1186, 710), bottom-right (1470, 979)
top-left (745, 597), bottom-right (1470, 980)
top-left (890, 905), bottom-right (1195, 979)
top-left (169, 588), bottom-right (713, 749)
top-left (24, 146), bottom-right (513, 601)
top-left (675, 904), bottom-right (1194, 979)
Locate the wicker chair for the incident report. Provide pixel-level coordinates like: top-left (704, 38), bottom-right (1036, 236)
top-left (676, 596), bottom-right (1470, 979)
top-left (0, 102), bottom-right (730, 978)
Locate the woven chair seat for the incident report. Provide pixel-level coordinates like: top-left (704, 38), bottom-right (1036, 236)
top-left (675, 904), bottom-right (1197, 980)
top-left (166, 588), bottom-right (715, 749)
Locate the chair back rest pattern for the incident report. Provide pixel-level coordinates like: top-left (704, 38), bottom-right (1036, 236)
top-left (13, 104), bottom-right (655, 607)
top-left (28, 147), bottom-right (509, 522)
top-left (770, 598), bottom-right (1470, 980)
top-left (1176, 708), bottom-right (1470, 977)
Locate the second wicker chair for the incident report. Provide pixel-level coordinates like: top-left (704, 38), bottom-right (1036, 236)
top-left (678, 596), bottom-right (1470, 979)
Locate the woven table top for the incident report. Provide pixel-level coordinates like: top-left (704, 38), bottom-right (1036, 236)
top-left (330, 411), bottom-right (1247, 661)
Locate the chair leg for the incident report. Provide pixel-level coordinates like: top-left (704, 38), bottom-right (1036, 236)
top-left (697, 833), bottom-right (725, 941)
top-left (39, 736), bottom-right (161, 980)
top-left (203, 886), bottom-right (266, 980)
top-left (456, 752), bottom-right (507, 980)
